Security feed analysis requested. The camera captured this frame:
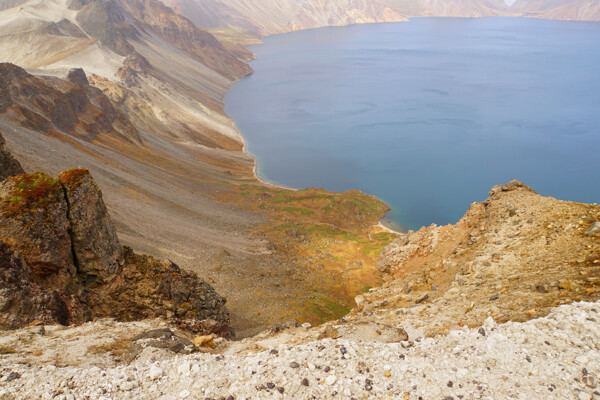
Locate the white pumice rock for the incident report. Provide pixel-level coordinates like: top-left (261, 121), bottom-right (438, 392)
top-left (1, 302), bottom-right (600, 399)
top-left (149, 365), bottom-right (164, 380)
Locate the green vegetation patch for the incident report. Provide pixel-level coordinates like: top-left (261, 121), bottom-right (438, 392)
top-left (305, 293), bottom-right (352, 324)
top-left (2, 172), bottom-right (62, 217)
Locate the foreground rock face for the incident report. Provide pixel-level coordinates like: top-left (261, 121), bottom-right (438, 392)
top-left (0, 169), bottom-right (232, 336)
top-left (0, 240), bottom-right (73, 329)
top-left (0, 172), bottom-right (75, 283)
top-left (59, 168), bottom-right (122, 282)
top-left (364, 180), bottom-right (600, 336)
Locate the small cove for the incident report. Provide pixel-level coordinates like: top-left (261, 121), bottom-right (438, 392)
top-left (225, 17), bottom-right (600, 231)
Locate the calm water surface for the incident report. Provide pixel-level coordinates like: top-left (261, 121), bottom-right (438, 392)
top-left (225, 17), bottom-right (600, 230)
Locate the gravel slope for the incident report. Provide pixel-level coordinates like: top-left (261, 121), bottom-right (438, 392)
top-left (1, 302), bottom-right (598, 400)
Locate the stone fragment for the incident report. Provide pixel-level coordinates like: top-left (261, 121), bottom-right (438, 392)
top-left (415, 293), bottom-right (429, 304)
top-left (5, 372), bottom-right (20, 382)
top-left (193, 335), bottom-right (215, 349)
top-left (536, 284), bottom-right (550, 293)
top-left (128, 328), bottom-right (195, 361)
top-left (558, 280), bottom-right (574, 291)
top-left (148, 365), bottom-right (163, 380)
top-left (585, 222), bottom-right (600, 237)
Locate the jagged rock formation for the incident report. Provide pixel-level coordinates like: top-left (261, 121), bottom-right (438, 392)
top-left (0, 63), bottom-right (140, 144)
top-left (0, 132), bottom-right (23, 180)
top-left (0, 240), bottom-right (73, 329)
top-left (0, 168), bottom-right (232, 337)
top-left (353, 180), bottom-right (600, 336)
top-left (59, 168), bottom-right (123, 281)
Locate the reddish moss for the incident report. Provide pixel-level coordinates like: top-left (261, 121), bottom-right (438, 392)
top-left (2, 172), bottom-right (62, 217)
top-left (58, 168), bottom-right (89, 188)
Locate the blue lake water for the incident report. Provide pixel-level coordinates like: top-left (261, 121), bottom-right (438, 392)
top-left (225, 17), bottom-right (600, 231)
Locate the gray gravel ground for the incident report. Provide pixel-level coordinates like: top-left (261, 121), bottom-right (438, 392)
top-left (1, 302), bottom-right (599, 400)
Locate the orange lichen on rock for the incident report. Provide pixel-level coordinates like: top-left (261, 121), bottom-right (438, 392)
top-left (59, 168), bottom-right (90, 188)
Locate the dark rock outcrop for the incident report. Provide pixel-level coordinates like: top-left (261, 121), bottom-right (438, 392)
top-left (0, 172), bottom-right (76, 283)
top-left (0, 133), bottom-right (24, 181)
top-left (0, 169), bottom-right (232, 336)
top-left (0, 240), bottom-right (74, 329)
top-left (59, 169), bottom-right (122, 282)
top-left (127, 328), bottom-right (195, 360)
top-left (0, 63), bottom-right (140, 145)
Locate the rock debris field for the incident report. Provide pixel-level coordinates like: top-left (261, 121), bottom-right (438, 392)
top-left (1, 302), bottom-right (599, 400)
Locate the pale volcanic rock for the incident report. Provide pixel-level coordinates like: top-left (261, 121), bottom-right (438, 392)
top-left (360, 180), bottom-right (600, 336)
top-left (0, 302), bottom-right (599, 399)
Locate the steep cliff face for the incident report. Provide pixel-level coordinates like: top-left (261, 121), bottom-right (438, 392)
top-left (510, 0), bottom-right (600, 21)
top-left (119, 0), bottom-right (251, 80)
top-left (0, 168), bottom-right (232, 337)
top-left (163, 0), bottom-right (508, 37)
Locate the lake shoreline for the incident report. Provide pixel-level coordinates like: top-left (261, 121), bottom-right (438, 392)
top-left (225, 17), bottom-right (600, 231)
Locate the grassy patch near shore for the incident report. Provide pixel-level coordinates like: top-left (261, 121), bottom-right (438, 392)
top-left (216, 182), bottom-right (396, 327)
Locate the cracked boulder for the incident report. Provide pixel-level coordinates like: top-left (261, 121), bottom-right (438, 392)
top-left (59, 169), bottom-right (122, 283)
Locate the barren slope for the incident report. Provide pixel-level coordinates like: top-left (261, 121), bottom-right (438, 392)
top-left (510, 0), bottom-right (600, 21)
top-left (164, 0), bottom-right (508, 38)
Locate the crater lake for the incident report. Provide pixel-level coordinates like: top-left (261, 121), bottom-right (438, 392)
top-left (225, 17), bottom-right (600, 231)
